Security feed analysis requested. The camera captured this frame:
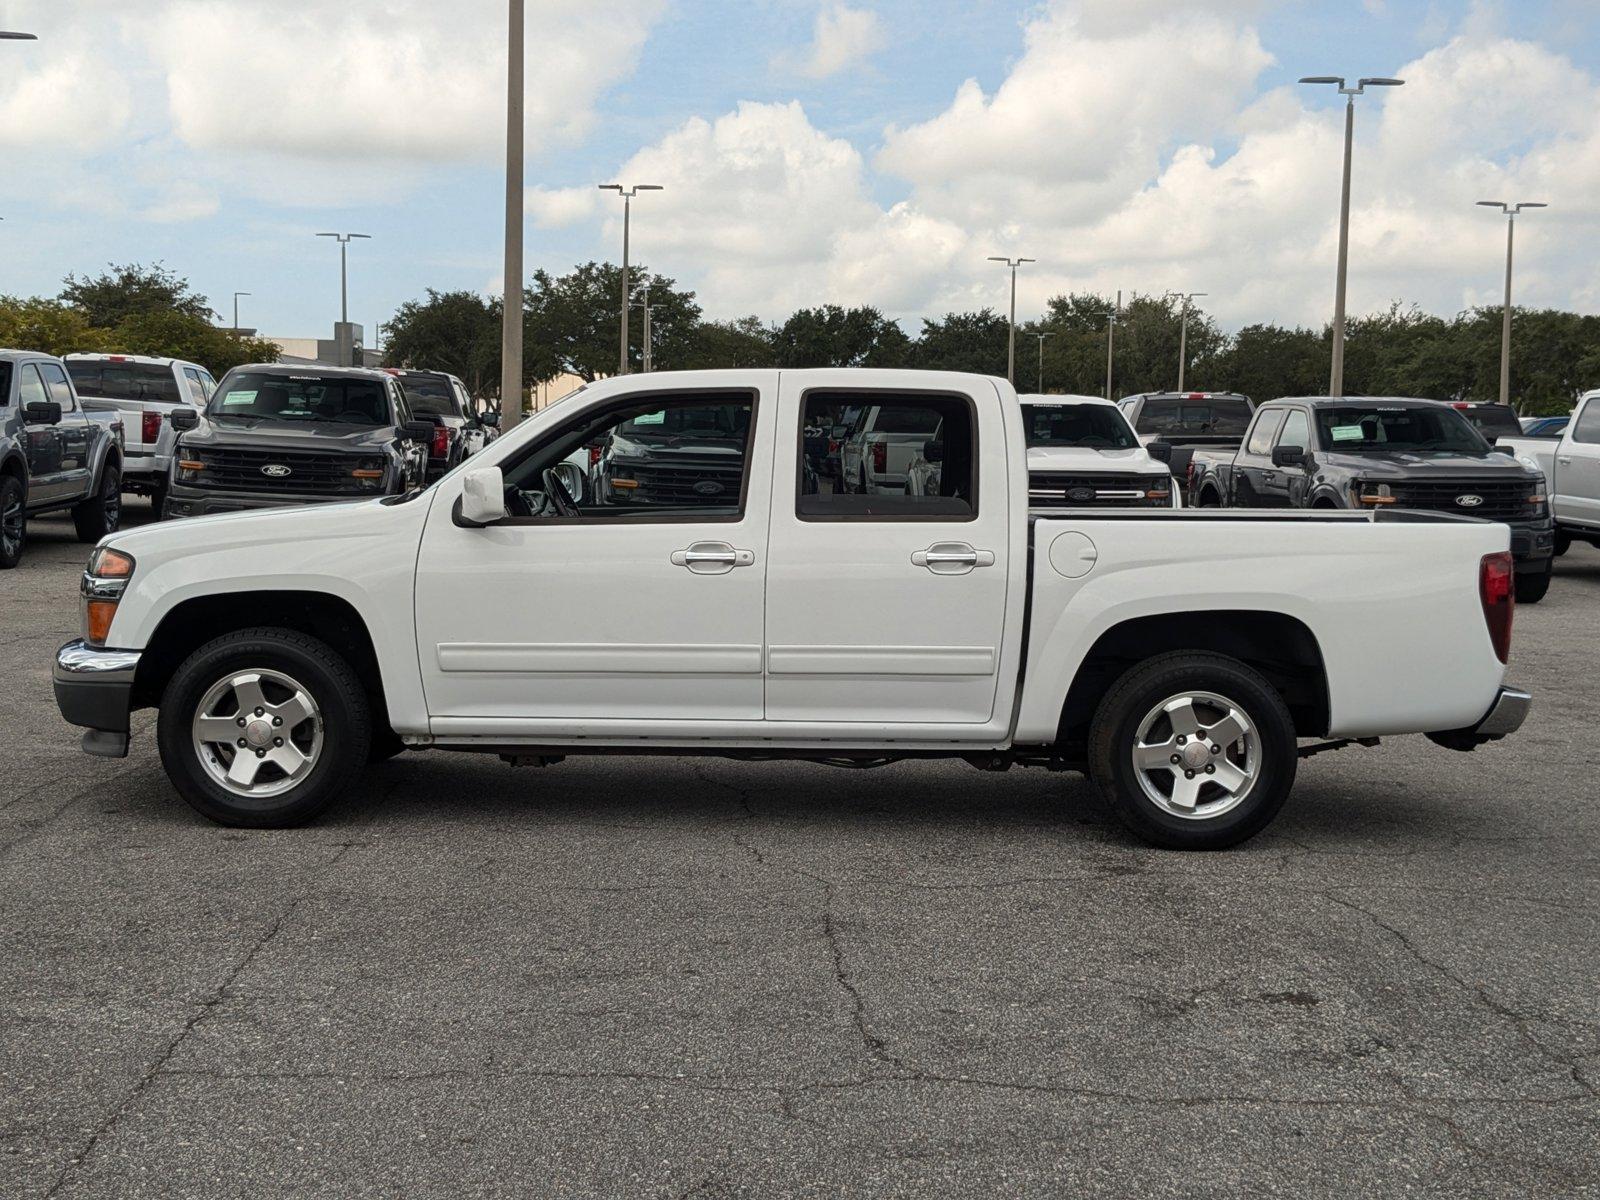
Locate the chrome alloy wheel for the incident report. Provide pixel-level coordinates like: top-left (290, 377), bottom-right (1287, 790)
top-left (191, 669), bottom-right (323, 798)
top-left (0, 492), bottom-right (21, 560)
top-left (1131, 691), bottom-right (1260, 820)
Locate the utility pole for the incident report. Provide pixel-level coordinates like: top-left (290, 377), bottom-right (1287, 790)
top-left (599, 183), bottom-right (663, 375)
top-left (232, 291), bottom-right (251, 333)
top-left (1164, 291), bottom-right (1207, 392)
top-left (1032, 332), bottom-right (1053, 392)
top-left (500, 0), bottom-right (525, 428)
top-left (1299, 74), bottom-right (1405, 396)
top-left (986, 256), bottom-right (1034, 384)
top-left (1476, 200), bottom-right (1547, 407)
top-left (1105, 290), bottom-right (1121, 401)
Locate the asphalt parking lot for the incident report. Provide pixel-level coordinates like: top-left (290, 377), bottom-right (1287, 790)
top-left (3, 503), bottom-right (1598, 1198)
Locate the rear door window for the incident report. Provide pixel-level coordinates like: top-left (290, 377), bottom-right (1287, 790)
top-left (798, 391), bottom-right (976, 519)
top-left (1573, 398), bottom-right (1600, 445)
top-left (1245, 410), bottom-right (1286, 456)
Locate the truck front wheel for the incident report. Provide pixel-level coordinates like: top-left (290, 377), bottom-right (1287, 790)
top-left (1515, 562), bottom-right (1552, 604)
top-left (157, 628), bottom-right (373, 828)
top-left (1088, 652), bottom-right (1297, 850)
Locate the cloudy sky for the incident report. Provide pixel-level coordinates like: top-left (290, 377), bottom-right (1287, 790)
top-left (1, 0), bottom-right (1597, 340)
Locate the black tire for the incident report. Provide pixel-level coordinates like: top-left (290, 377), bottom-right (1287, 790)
top-left (72, 464), bottom-right (121, 542)
top-left (1515, 563), bottom-right (1552, 605)
top-left (1088, 651), bottom-right (1298, 850)
top-left (1554, 531), bottom-right (1570, 558)
top-left (367, 726), bottom-right (405, 764)
top-left (0, 475), bottom-right (25, 569)
top-left (157, 627), bottom-right (372, 827)
top-left (148, 480), bottom-right (168, 522)
top-left (1195, 487), bottom-right (1219, 508)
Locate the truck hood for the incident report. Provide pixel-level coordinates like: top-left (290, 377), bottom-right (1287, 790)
top-left (1027, 445), bottom-right (1166, 474)
top-left (184, 416), bottom-right (396, 454)
top-left (1324, 450), bottom-right (1541, 482)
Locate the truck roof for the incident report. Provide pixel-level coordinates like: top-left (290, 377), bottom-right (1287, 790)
top-left (0, 348), bottom-right (67, 363)
top-left (1265, 396), bottom-right (1458, 409)
top-left (1018, 393), bottom-right (1115, 407)
top-left (223, 362), bottom-right (396, 382)
top-left (63, 352), bottom-right (205, 369)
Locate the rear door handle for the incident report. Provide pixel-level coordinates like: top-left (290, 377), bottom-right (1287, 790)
top-left (1558, 457), bottom-right (1573, 465)
top-left (912, 542), bottom-right (995, 575)
top-left (671, 540), bottom-right (755, 574)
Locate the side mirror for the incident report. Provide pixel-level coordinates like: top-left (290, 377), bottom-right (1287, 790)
top-left (1147, 442), bottom-right (1174, 464)
top-left (552, 460), bottom-right (586, 504)
top-left (24, 400), bottom-right (62, 426)
top-left (457, 466), bottom-right (507, 527)
top-left (168, 407), bottom-right (200, 432)
top-left (402, 419), bottom-right (437, 443)
top-left (479, 409), bottom-right (500, 429)
top-left (1272, 445), bottom-right (1306, 468)
top-left (922, 439), bottom-right (944, 464)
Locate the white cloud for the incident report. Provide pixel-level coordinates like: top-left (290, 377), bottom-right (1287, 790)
top-left (0, 50), bottom-right (132, 152)
top-left (788, 4), bottom-right (886, 80)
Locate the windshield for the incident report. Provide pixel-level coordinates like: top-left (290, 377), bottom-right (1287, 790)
top-left (1315, 405), bottom-right (1489, 453)
top-left (1134, 397), bottom-right (1253, 438)
top-left (1022, 403), bottom-right (1138, 449)
top-left (1458, 405), bottom-right (1522, 440)
top-left (66, 361), bottom-right (181, 403)
top-left (397, 375), bottom-right (460, 418)
top-left (617, 404), bottom-right (748, 443)
top-left (209, 373), bottom-right (392, 425)
top-left (866, 406), bottom-right (941, 435)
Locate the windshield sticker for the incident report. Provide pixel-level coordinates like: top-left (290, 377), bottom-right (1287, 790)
top-left (1330, 425), bottom-right (1365, 441)
top-left (630, 410), bottom-right (665, 425)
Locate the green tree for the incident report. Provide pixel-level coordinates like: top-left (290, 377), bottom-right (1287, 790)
top-left (60, 262), bottom-right (213, 328)
top-left (770, 305), bottom-right (911, 368)
top-left (679, 315), bottom-right (776, 369)
top-left (0, 297), bottom-right (104, 356)
top-left (913, 309), bottom-right (1010, 375)
top-left (103, 308), bottom-right (278, 376)
top-left (1213, 323), bottom-right (1327, 402)
top-left (523, 261), bottom-right (702, 382)
top-left (384, 289), bottom-right (503, 396)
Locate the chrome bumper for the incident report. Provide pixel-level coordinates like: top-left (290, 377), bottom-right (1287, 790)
top-left (55, 639), bottom-right (141, 684)
top-left (1472, 686), bottom-right (1531, 738)
top-left (54, 640), bottom-right (142, 758)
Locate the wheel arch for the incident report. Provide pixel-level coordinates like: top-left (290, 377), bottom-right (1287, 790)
top-left (1053, 609), bottom-right (1331, 749)
top-left (1, 450), bottom-right (27, 488)
top-left (133, 591), bottom-right (391, 732)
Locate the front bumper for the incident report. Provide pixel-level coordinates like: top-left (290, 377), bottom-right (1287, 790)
top-left (54, 639), bottom-right (141, 758)
top-left (1507, 517), bottom-right (1556, 570)
top-left (164, 481), bottom-right (375, 518)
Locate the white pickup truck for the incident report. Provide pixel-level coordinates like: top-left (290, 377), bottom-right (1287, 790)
top-left (1494, 389), bottom-right (1600, 556)
top-left (54, 369), bottom-right (1530, 850)
top-left (1019, 394), bottom-right (1178, 509)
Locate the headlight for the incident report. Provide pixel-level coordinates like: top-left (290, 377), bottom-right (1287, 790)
top-left (350, 457), bottom-right (387, 489)
top-left (82, 548), bottom-right (135, 646)
top-left (176, 458), bottom-right (205, 483)
top-left (1354, 481), bottom-right (1396, 505)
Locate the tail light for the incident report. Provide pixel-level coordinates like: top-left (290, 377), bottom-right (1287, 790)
top-left (1479, 551), bottom-right (1514, 664)
top-left (430, 424), bottom-right (450, 458)
top-left (872, 441), bottom-right (887, 473)
top-left (141, 411), bottom-right (162, 445)
top-left (589, 444), bottom-right (602, 467)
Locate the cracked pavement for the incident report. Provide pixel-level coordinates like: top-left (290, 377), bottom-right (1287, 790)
top-left (3, 501), bottom-right (1598, 1198)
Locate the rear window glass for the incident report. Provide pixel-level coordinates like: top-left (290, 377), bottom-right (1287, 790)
top-left (66, 361), bottom-right (181, 403)
top-left (1458, 405), bottom-right (1522, 440)
top-left (210, 373), bottom-right (392, 425)
top-left (396, 374), bottom-right (462, 418)
top-left (1134, 397), bottom-right (1253, 438)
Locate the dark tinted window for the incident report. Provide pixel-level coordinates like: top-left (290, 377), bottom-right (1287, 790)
top-left (397, 374), bottom-right (462, 418)
top-left (1314, 405), bottom-right (1487, 453)
top-left (1245, 410), bottom-right (1286, 456)
top-left (1573, 398), bottom-right (1600, 445)
top-left (504, 393), bottom-right (754, 520)
top-left (0, 362), bottom-right (11, 405)
top-left (1134, 397), bottom-right (1253, 437)
top-left (1460, 405), bottom-right (1522, 440)
top-left (1022, 403), bottom-right (1136, 449)
top-left (1278, 409), bottom-right (1310, 451)
top-left (66, 360), bottom-right (181, 403)
top-left (38, 362), bottom-right (76, 410)
top-left (799, 391), bottom-right (975, 519)
top-left (210, 373), bottom-right (392, 425)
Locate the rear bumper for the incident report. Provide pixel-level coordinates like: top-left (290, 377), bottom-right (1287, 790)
top-left (121, 450), bottom-right (172, 484)
top-left (1425, 685), bottom-right (1531, 751)
top-left (54, 639), bottom-right (140, 758)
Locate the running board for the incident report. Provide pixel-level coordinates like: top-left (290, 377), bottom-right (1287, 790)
top-left (1298, 737), bottom-right (1380, 759)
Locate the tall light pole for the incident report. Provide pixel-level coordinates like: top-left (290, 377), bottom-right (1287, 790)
top-left (633, 278), bottom-right (655, 373)
top-left (1299, 75), bottom-right (1404, 397)
top-left (1032, 332), bottom-right (1053, 392)
top-left (987, 255), bottom-right (1034, 384)
top-left (599, 183), bottom-right (663, 375)
top-left (315, 232), bottom-right (370, 325)
top-left (1477, 200), bottom-right (1547, 408)
top-left (501, 0), bottom-right (524, 428)
top-left (1164, 291), bottom-right (1207, 392)
top-left (232, 291), bottom-right (251, 333)
top-left (1105, 290), bottom-right (1121, 401)
top-left (0, 32), bottom-right (38, 40)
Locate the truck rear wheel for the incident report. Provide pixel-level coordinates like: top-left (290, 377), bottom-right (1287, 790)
top-left (72, 464), bottom-right (121, 542)
top-left (157, 628), bottom-right (372, 827)
top-left (0, 475), bottom-right (25, 569)
top-left (1088, 652), bottom-right (1297, 850)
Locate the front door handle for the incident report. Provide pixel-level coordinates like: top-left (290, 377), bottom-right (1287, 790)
top-left (912, 541), bottom-right (996, 575)
top-left (671, 540), bottom-right (755, 574)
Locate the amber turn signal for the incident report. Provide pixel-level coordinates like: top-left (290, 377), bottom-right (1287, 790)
top-left (351, 469), bottom-right (384, 479)
top-left (85, 600), bottom-right (118, 646)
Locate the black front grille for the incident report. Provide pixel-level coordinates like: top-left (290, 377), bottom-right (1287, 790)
top-left (1030, 471), bottom-right (1171, 507)
top-left (194, 448), bottom-right (366, 495)
top-left (1389, 479), bottom-right (1537, 521)
top-left (612, 460), bottom-right (745, 506)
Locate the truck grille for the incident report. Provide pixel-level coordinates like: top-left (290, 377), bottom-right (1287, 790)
top-left (193, 448), bottom-right (365, 495)
top-left (610, 461), bottom-right (745, 506)
top-left (1030, 472), bottom-right (1171, 507)
top-left (1390, 479), bottom-right (1538, 522)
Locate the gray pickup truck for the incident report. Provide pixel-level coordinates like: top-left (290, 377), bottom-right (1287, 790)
top-left (0, 349), bottom-right (125, 568)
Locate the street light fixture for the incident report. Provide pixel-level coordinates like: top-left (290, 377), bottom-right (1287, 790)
top-left (599, 183), bottom-right (663, 375)
top-left (1299, 74), bottom-right (1405, 397)
top-left (0, 32), bottom-right (38, 40)
top-left (1032, 332), bottom-right (1053, 392)
top-left (315, 232), bottom-right (370, 326)
top-left (1164, 291), bottom-right (1207, 392)
top-left (501, 0), bottom-right (525, 428)
top-left (987, 256), bottom-right (1035, 384)
top-left (1477, 200), bottom-right (1547, 408)
top-left (231, 291), bottom-right (251, 333)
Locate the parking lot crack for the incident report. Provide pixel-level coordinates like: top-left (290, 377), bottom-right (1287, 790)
top-left (42, 900), bottom-right (299, 1197)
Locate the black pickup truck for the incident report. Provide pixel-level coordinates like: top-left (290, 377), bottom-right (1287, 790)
top-left (1189, 396), bottom-right (1556, 602)
top-left (163, 364), bottom-right (434, 518)
top-left (1117, 391), bottom-right (1255, 500)
top-left (0, 349), bottom-right (125, 568)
